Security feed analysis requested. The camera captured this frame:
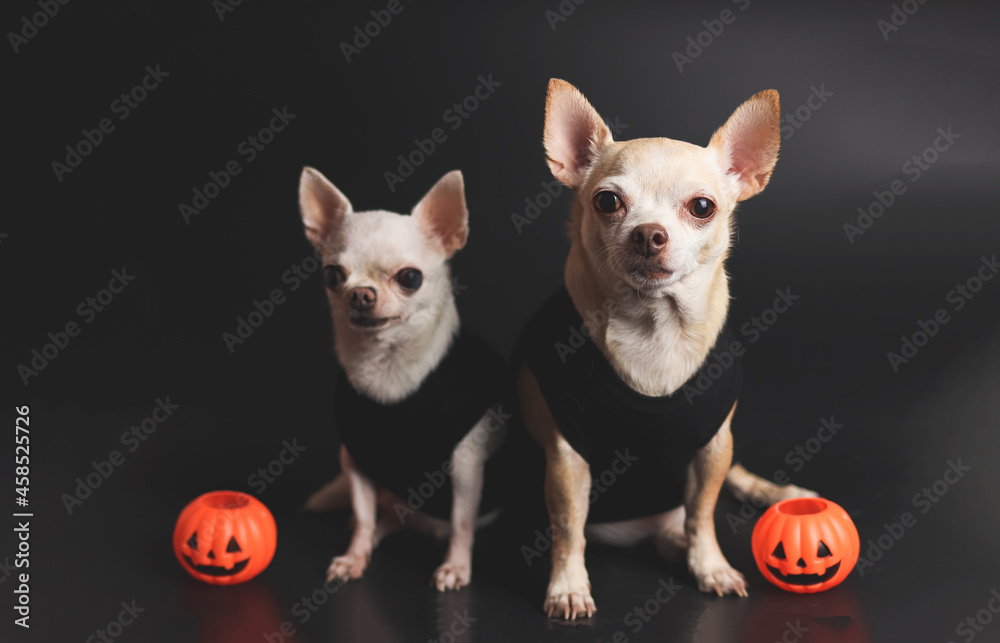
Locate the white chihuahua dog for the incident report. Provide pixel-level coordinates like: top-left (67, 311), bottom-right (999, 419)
top-left (513, 80), bottom-right (817, 619)
top-left (300, 167), bottom-right (507, 591)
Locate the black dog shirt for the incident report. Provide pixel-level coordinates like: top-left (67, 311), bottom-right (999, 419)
top-left (513, 287), bottom-right (743, 523)
top-left (334, 331), bottom-right (508, 522)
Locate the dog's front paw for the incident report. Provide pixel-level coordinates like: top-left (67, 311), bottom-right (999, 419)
top-left (431, 561), bottom-right (471, 591)
top-left (689, 559), bottom-right (748, 597)
top-left (326, 551), bottom-right (370, 582)
top-left (544, 569), bottom-right (596, 620)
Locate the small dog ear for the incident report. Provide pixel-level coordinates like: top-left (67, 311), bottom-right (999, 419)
top-left (543, 79), bottom-right (613, 189)
top-left (299, 166), bottom-right (352, 249)
top-left (708, 90), bottom-right (781, 202)
top-left (412, 170), bottom-right (469, 258)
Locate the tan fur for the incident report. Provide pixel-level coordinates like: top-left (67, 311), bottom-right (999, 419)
top-left (519, 366), bottom-right (596, 619)
top-left (524, 79), bottom-right (816, 619)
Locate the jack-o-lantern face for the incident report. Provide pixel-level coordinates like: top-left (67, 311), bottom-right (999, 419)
top-left (765, 539), bottom-right (839, 586)
top-left (173, 491), bottom-right (277, 585)
top-left (182, 532), bottom-right (249, 577)
top-left (752, 498), bottom-right (859, 594)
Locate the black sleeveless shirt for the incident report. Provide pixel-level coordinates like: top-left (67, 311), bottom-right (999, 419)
top-left (513, 287), bottom-right (743, 523)
top-left (334, 331), bottom-right (508, 521)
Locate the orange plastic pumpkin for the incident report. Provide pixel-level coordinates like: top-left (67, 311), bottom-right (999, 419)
top-left (752, 497), bottom-right (858, 593)
top-left (174, 491), bottom-right (277, 585)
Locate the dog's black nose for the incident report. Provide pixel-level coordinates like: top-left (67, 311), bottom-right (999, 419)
top-left (630, 223), bottom-right (668, 257)
top-left (349, 287), bottom-right (377, 311)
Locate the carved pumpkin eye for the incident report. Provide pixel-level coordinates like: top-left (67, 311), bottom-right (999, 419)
top-left (817, 541), bottom-right (832, 558)
top-left (772, 542), bottom-right (786, 559)
top-left (188, 532), bottom-right (198, 550)
top-left (226, 537), bottom-right (242, 553)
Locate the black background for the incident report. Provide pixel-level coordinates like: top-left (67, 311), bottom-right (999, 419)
top-left (4, 0), bottom-right (1000, 641)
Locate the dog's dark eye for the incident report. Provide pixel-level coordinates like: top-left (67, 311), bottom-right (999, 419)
top-left (817, 541), bottom-right (831, 558)
top-left (396, 268), bottom-right (422, 291)
top-left (324, 265), bottom-right (346, 289)
top-left (593, 190), bottom-right (622, 214)
top-left (772, 542), bottom-right (786, 559)
top-left (689, 197), bottom-right (716, 219)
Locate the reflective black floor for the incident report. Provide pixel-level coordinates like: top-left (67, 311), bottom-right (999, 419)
top-left (6, 1), bottom-right (1000, 641)
top-left (9, 296), bottom-right (1000, 642)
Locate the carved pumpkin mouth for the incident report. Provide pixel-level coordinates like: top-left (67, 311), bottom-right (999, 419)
top-left (766, 561), bottom-right (840, 586)
top-left (183, 555), bottom-right (251, 577)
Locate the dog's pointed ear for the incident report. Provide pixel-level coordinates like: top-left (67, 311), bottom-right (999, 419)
top-left (708, 90), bottom-right (782, 202)
top-left (412, 170), bottom-right (469, 258)
top-left (299, 166), bottom-right (352, 249)
top-left (544, 79), bottom-right (613, 189)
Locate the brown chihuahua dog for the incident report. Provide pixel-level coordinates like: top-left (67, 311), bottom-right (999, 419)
top-left (513, 80), bottom-right (817, 619)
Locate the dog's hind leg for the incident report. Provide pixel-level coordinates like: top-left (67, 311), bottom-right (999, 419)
top-left (304, 473), bottom-right (351, 512)
top-left (725, 463), bottom-right (818, 505)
